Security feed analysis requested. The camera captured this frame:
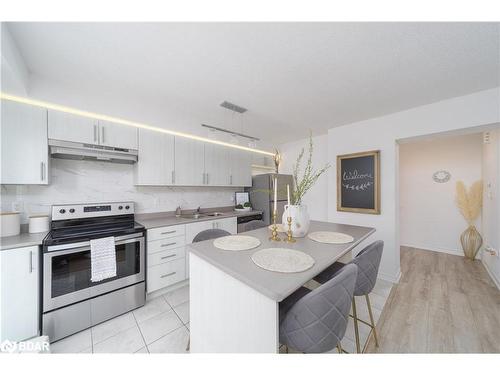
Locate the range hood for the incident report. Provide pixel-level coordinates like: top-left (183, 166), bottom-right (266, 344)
top-left (49, 139), bottom-right (138, 164)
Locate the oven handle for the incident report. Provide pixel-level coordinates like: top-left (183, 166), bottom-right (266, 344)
top-left (45, 233), bottom-right (144, 255)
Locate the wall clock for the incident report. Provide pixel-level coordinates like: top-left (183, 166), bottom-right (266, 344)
top-left (432, 170), bottom-right (451, 183)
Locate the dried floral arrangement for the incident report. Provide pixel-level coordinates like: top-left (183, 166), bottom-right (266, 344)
top-left (455, 180), bottom-right (483, 225)
top-left (292, 133), bottom-right (331, 205)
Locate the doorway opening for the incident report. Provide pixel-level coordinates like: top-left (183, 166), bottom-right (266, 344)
top-left (371, 128), bottom-right (500, 353)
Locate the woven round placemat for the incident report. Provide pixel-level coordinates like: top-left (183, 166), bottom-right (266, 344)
top-left (251, 248), bottom-right (315, 273)
top-left (213, 235), bottom-right (261, 251)
top-left (307, 231), bottom-right (354, 244)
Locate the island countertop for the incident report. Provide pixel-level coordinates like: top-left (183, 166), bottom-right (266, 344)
top-left (188, 220), bottom-right (375, 302)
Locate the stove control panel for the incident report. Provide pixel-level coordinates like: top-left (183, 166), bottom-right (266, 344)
top-left (52, 202), bottom-right (135, 221)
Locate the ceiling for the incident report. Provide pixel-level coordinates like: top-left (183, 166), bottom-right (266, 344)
top-left (6, 22), bottom-right (500, 144)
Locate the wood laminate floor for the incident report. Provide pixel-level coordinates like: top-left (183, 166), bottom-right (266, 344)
top-left (366, 247), bottom-right (500, 353)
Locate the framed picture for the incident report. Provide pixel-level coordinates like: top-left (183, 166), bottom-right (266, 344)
top-left (337, 150), bottom-right (380, 214)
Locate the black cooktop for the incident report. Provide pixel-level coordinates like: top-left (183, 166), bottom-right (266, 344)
top-left (43, 214), bottom-right (144, 247)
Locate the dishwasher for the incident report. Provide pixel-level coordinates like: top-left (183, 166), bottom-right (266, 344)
top-left (237, 213), bottom-right (264, 233)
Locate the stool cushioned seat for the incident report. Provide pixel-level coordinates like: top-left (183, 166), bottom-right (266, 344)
top-left (279, 264), bottom-right (358, 353)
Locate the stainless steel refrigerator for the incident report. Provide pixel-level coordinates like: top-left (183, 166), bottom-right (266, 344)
top-left (248, 173), bottom-right (294, 225)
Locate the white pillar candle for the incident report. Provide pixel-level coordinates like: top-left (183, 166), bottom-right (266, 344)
top-left (274, 177), bottom-right (278, 215)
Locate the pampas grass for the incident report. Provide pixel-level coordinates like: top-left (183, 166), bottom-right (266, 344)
top-left (456, 180), bottom-right (483, 225)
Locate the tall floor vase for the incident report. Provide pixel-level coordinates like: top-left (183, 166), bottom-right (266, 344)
top-left (460, 225), bottom-right (483, 260)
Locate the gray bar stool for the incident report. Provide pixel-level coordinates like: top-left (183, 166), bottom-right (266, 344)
top-left (314, 240), bottom-right (384, 353)
top-left (279, 264), bottom-right (358, 353)
top-left (186, 228), bottom-right (232, 351)
top-left (192, 228), bottom-right (231, 242)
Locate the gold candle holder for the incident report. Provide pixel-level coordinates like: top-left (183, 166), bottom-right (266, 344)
top-left (269, 212), bottom-right (281, 242)
top-left (284, 216), bottom-right (296, 243)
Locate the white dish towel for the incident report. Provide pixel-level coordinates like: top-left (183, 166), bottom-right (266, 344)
top-left (90, 236), bottom-right (117, 282)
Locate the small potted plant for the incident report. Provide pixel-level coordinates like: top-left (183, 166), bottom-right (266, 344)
top-left (235, 202), bottom-right (252, 212)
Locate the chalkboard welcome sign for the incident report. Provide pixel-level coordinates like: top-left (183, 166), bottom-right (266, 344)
top-left (337, 150), bottom-right (380, 214)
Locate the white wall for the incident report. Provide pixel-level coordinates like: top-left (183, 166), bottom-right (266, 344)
top-left (399, 133), bottom-right (483, 255)
top-left (0, 158), bottom-right (239, 224)
top-left (327, 88), bottom-right (499, 282)
top-left (482, 129), bottom-right (500, 288)
top-left (279, 134), bottom-right (329, 221)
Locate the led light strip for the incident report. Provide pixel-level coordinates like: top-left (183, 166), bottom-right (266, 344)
top-left (0, 92), bottom-right (275, 156)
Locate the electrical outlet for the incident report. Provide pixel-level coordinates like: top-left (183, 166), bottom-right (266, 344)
top-left (485, 246), bottom-right (499, 257)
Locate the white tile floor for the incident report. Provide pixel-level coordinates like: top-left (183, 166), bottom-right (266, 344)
top-left (50, 285), bottom-right (190, 354)
top-left (50, 278), bottom-right (392, 354)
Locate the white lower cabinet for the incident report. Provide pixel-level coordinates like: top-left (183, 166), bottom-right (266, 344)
top-left (146, 217), bottom-right (238, 292)
top-left (146, 226), bottom-right (188, 294)
top-left (215, 217), bottom-right (238, 234)
top-left (147, 259), bottom-right (186, 293)
top-left (0, 246), bottom-right (40, 341)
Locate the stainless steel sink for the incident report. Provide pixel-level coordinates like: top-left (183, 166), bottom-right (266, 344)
top-left (206, 212), bottom-right (225, 217)
top-left (181, 213), bottom-right (205, 219)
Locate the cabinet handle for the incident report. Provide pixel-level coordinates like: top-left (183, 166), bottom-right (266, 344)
top-left (101, 126), bottom-right (105, 144)
top-left (202, 173), bottom-right (205, 184)
top-left (171, 171), bottom-right (175, 184)
top-left (206, 173), bottom-right (209, 185)
top-left (29, 251), bottom-right (34, 273)
top-left (161, 254), bottom-right (177, 260)
top-left (94, 124), bottom-right (98, 143)
top-left (230, 175), bottom-right (233, 185)
top-left (40, 162), bottom-right (45, 181)
top-left (160, 272), bottom-right (176, 278)
top-left (161, 242), bottom-right (177, 247)
top-left (161, 230), bottom-right (176, 235)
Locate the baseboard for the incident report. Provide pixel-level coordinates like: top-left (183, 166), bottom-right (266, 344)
top-left (401, 243), bottom-right (463, 257)
top-left (481, 257), bottom-right (500, 291)
top-left (378, 270), bottom-right (401, 284)
top-left (146, 279), bottom-right (189, 301)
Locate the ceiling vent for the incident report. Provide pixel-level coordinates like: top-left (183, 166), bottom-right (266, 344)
top-left (220, 101), bottom-right (247, 113)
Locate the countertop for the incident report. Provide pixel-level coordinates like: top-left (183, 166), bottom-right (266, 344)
top-left (136, 209), bottom-right (263, 229)
top-left (0, 209), bottom-right (263, 250)
top-left (188, 220), bottom-right (375, 302)
top-left (0, 231), bottom-right (48, 251)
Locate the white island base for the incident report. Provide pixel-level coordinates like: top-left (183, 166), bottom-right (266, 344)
top-left (189, 253), bottom-right (279, 353)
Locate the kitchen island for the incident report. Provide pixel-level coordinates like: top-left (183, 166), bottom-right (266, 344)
top-left (188, 220), bottom-right (375, 353)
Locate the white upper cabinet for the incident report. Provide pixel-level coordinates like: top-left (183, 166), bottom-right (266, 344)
top-left (230, 149), bottom-right (252, 187)
top-left (48, 109), bottom-right (97, 144)
top-left (204, 143), bottom-right (231, 186)
top-left (135, 129), bottom-right (175, 185)
top-left (1, 246), bottom-right (40, 342)
top-left (1, 100), bottom-right (49, 185)
top-left (98, 120), bottom-right (138, 150)
top-left (174, 137), bottom-right (205, 186)
top-left (48, 110), bottom-right (137, 150)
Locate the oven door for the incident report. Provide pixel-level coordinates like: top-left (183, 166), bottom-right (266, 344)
top-left (43, 233), bottom-right (145, 312)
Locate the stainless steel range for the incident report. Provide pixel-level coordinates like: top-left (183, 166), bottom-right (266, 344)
top-left (41, 202), bottom-right (145, 342)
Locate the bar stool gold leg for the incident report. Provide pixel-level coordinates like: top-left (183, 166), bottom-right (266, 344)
top-left (337, 343), bottom-right (343, 353)
top-left (351, 297), bottom-right (361, 353)
top-left (365, 294), bottom-right (379, 347)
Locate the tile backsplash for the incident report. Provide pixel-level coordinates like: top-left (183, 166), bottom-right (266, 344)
top-left (1, 158), bottom-right (240, 223)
